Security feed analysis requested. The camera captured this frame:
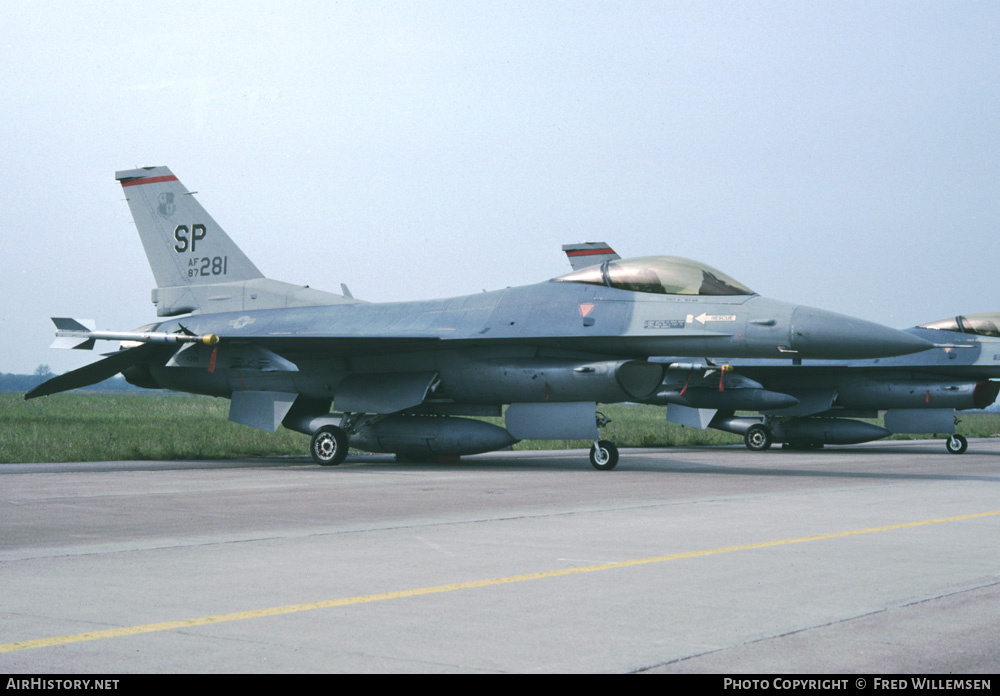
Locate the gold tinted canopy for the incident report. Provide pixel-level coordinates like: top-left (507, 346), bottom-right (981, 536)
top-left (554, 256), bottom-right (755, 296)
top-left (918, 313), bottom-right (1000, 338)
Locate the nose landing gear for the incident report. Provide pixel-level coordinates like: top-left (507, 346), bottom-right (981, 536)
top-left (590, 439), bottom-right (619, 470)
top-left (945, 434), bottom-right (968, 454)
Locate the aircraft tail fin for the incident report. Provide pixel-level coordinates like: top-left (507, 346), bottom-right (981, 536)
top-left (116, 166), bottom-right (357, 316)
top-left (116, 167), bottom-right (263, 288)
top-left (562, 242), bottom-right (620, 271)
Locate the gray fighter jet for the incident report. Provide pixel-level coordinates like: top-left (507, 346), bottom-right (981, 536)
top-left (26, 168), bottom-right (934, 470)
top-left (562, 245), bottom-right (999, 454)
top-left (659, 314), bottom-right (1000, 454)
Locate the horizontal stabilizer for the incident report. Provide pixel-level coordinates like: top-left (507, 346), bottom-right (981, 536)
top-left (25, 343), bottom-right (170, 399)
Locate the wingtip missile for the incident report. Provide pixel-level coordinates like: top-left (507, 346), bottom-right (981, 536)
top-left (50, 318), bottom-right (219, 349)
top-left (50, 318), bottom-right (97, 350)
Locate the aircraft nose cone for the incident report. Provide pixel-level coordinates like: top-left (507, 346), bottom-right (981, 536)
top-left (789, 307), bottom-right (934, 359)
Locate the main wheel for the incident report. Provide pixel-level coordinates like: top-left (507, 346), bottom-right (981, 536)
top-left (311, 425), bottom-right (349, 466)
top-left (743, 424), bottom-right (773, 451)
top-left (945, 434), bottom-right (968, 455)
top-left (590, 440), bottom-right (619, 470)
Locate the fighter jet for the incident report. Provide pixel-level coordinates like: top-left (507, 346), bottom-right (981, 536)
top-left (26, 168), bottom-right (933, 470)
top-left (561, 245), bottom-right (1000, 454)
top-left (659, 314), bottom-right (1000, 454)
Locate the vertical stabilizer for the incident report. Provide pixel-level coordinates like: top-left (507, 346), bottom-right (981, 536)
top-left (116, 167), bottom-right (263, 288)
top-left (116, 166), bottom-right (356, 316)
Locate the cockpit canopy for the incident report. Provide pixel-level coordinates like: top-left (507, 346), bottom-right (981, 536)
top-left (917, 313), bottom-right (1000, 338)
top-left (553, 255), bottom-right (755, 296)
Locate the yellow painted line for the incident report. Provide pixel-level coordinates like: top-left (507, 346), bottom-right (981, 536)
top-left (3, 509), bottom-right (998, 654)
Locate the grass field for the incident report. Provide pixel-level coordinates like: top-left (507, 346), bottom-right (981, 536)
top-left (2, 393), bottom-right (309, 463)
top-left (2, 392), bottom-right (998, 464)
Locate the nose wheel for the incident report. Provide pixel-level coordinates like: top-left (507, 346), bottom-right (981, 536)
top-left (590, 439), bottom-right (619, 470)
top-left (945, 434), bottom-right (968, 455)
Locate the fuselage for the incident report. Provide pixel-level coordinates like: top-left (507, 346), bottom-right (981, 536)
top-left (130, 279), bottom-right (932, 408)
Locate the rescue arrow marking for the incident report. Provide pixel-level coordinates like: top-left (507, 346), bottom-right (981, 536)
top-left (694, 313), bottom-right (737, 324)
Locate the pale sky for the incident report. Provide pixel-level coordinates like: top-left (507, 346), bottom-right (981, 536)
top-left (2, 1), bottom-right (998, 375)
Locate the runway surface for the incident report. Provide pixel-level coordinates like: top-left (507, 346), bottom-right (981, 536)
top-left (2, 440), bottom-right (999, 673)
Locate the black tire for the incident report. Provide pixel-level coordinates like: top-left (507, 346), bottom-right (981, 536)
top-left (744, 424), bottom-right (773, 452)
top-left (590, 440), bottom-right (619, 470)
top-left (311, 425), bottom-right (349, 466)
top-left (945, 434), bottom-right (968, 455)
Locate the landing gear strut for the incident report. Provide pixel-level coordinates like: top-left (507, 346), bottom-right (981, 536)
top-left (589, 411), bottom-right (619, 470)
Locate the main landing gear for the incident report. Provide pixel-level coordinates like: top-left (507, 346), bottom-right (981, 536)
top-left (743, 423), bottom-right (773, 452)
top-left (311, 425), bottom-right (349, 466)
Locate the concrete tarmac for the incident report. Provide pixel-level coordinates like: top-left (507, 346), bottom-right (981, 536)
top-left (2, 440), bottom-right (999, 674)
